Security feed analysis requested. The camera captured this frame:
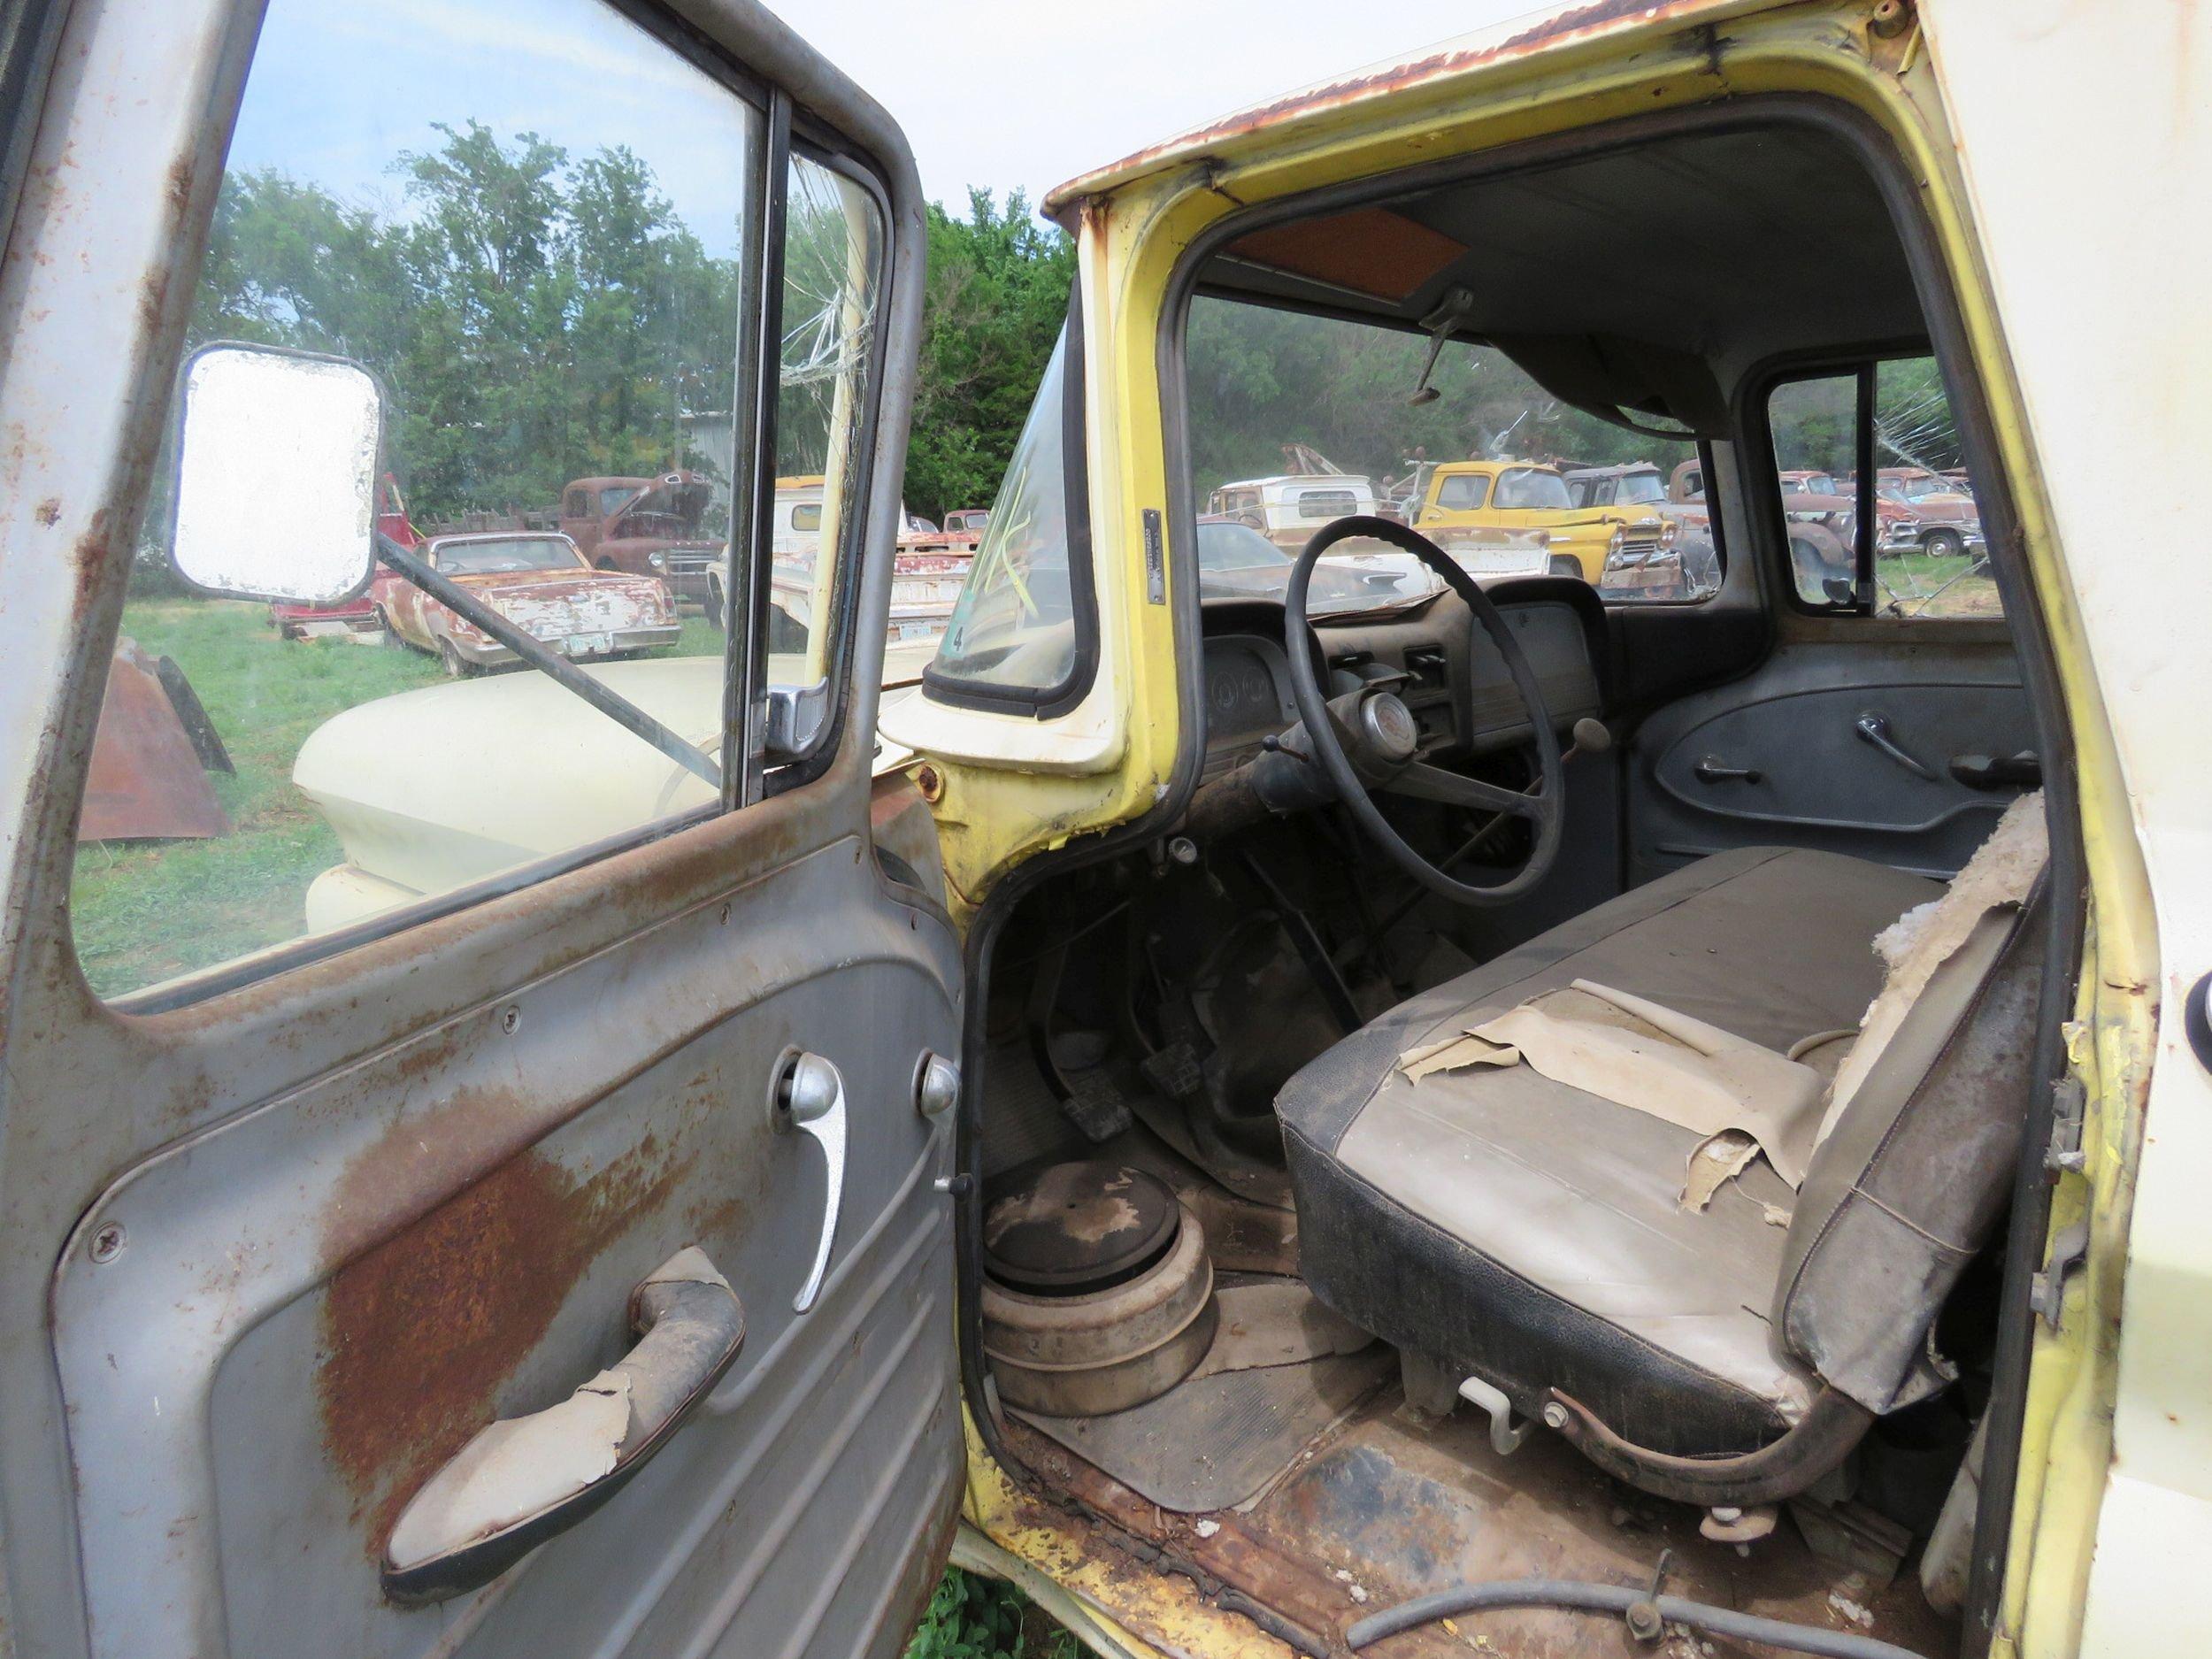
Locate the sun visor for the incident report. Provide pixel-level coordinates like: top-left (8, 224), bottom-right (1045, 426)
top-left (1485, 332), bottom-right (1731, 440)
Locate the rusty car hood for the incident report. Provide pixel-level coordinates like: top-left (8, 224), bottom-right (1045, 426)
top-left (606, 473), bottom-right (715, 537)
top-left (446, 568), bottom-right (669, 632)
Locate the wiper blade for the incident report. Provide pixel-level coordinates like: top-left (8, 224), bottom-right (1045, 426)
top-left (376, 531), bottom-right (721, 788)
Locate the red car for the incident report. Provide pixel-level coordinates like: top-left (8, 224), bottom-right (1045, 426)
top-left (269, 474), bottom-right (418, 640)
top-left (373, 531), bottom-right (680, 677)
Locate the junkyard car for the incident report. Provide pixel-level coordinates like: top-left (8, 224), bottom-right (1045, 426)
top-left (1566, 461), bottom-right (1719, 595)
top-left (1418, 457), bottom-right (1678, 585)
top-left (557, 471), bottom-right (723, 601)
top-left (1874, 465), bottom-right (1987, 559)
top-left (4, 4), bottom-right (2204, 1659)
top-left (373, 531), bottom-right (680, 675)
top-left (1207, 472), bottom-right (1383, 550)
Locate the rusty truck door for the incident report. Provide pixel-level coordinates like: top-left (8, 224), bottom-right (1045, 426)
top-left (0, 2), bottom-right (960, 1656)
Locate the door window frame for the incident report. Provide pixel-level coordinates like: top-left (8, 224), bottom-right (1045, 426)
top-left (1746, 342), bottom-right (1986, 622)
top-left (79, 0), bottom-right (898, 1015)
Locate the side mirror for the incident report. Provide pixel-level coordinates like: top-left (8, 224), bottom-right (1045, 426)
top-left (169, 342), bottom-right (384, 604)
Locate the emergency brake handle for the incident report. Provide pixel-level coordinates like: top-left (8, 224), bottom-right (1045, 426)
top-left (380, 1246), bottom-right (745, 1607)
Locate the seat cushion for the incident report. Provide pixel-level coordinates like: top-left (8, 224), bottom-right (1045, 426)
top-left (1279, 847), bottom-right (1939, 1456)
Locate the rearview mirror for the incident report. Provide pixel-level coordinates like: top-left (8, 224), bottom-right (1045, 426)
top-left (169, 342), bottom-right (383, 603)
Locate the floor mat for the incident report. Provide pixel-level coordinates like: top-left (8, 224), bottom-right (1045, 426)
top-left (1013, 1341), bottom-right (1394, 1513)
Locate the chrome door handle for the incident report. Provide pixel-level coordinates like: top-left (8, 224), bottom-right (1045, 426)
top-left (778, 1053), bottom-right (846, 1313)
top-left (1693, 755), bottom-right (1763, 785)
top-left (382, 1246), bottom-right (745, 1605)
top-left (1853, 711), bottom-right (1939, 780)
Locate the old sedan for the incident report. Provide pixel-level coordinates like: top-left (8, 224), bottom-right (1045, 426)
top-left (373, 530), bottom-right (680, 676)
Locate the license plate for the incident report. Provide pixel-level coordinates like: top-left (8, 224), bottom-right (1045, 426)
top-left (566, 632), bottom-right (613, 657)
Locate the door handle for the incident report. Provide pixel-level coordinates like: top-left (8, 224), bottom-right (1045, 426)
top-left (1693, 755), bottom-right (1763, 785)
top-left (382, 1246), bottom-right (745, 1606)
top-left (778, 1052), bottom-right (846, 1314)
top-left (1853, 711), bottom-right (1939, 780)
top-left (1948, 750), bottom-right (2042, 790)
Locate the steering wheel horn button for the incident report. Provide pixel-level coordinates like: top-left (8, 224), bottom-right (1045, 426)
top-left (1358, 693), bottom-right (1420, 764)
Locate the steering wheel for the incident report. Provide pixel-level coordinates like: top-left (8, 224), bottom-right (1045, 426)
top-left (1283, 515), bottom-right (1564, 906)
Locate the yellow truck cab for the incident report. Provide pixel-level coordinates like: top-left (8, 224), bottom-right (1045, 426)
top-left (1416, 457), bottom-right (1675, 585)
top-left (0, 4), bottom-right (2201, 1659)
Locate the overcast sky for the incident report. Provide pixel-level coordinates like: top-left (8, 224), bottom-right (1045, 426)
top-left (228, 0), bottom-right (1564, 242)
top-left (785, 0), bottom-right (1562, 213)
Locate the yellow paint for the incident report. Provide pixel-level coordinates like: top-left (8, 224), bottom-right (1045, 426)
top-left (959, 1411), bottom-right (1286, 1659)
top-left (1412, 459), bottom-right (1669, 583)
top-left (938, 2), bottom-right (2158, 1648)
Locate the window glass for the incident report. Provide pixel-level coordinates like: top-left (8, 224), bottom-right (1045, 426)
top-left (69, 0), bottom-right (768, 1001)
top-left (929, 326), bottom-right (1089, 695)
top-left (1183, 296), bottom-right (1720, 603)
top-left (1494, 467), bottom-right (1572, 511)
top-left (1436, 473), bottom-right (1488, 511)
top-left (1768, 357), bottom-right (1999, 618)
top-left (764, 155), bottom-right (883, 687)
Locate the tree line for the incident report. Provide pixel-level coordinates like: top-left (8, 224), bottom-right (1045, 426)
top-left (181, 123), bottom-right (1073, 536)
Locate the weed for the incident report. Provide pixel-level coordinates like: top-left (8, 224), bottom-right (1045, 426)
top-left (907, 1569), bottom-right (1077, 1659)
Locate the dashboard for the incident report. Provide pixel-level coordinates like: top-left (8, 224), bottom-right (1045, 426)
top-left (1197, 583), bottom-right (1606, 782)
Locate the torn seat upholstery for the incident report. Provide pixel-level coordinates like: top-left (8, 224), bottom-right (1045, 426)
top-left (1278, 844), bottom-right (2044, 1477)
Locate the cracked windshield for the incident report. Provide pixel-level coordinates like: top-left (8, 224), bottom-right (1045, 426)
top-left (1185, 295), bottom-right (1720, 608)
top-left (70, 0), bottom-right (879, 1000)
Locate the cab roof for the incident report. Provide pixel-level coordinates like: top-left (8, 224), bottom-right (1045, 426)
top-left (1043, 0), bottom-right (1738, 216)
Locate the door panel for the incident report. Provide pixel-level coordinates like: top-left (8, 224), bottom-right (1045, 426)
top-left (51, 836), bottom-right (960, 1659)
top-left (1628, 633), bottom-right (2034, 880)
top-left (0, 0), bottom-right (953, 1647)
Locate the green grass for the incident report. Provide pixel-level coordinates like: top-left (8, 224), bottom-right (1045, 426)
top-left (71, 596), bottom-right (740, 999)
top-left (1875, 549), bottom-right (2001, 617)
top-left (71, 600), bottom-right (448, 996)
top-left (906, 1569), bottom-right (1076, 1659)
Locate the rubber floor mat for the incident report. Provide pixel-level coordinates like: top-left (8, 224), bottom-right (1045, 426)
top-left (1012, 1345), bottom-right (1394, 1513)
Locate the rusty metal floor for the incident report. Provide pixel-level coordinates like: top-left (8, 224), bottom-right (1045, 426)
top-left (1007, 1383), bottom-right (1955, 1658)
top-left (1010, 1340), bottom-right (1394, 1514)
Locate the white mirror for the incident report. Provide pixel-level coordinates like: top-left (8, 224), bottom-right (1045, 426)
top-left (169, 342), bottom-right (383, 603)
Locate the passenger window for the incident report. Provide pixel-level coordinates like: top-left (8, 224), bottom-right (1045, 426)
top-left (1767, 357), bottom-right (1999, 618)
top-left (765, 155), bottom-right (882, 684)
top-left (1179, 295), bottom-right (1721, 605)
top-left (65, 0), bottom-right (849, 1002)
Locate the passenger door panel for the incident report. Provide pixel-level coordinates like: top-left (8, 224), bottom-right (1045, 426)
top-left (1628, 633), bottom-right (2034, 880)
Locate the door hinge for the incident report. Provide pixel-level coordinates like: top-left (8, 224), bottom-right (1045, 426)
top-left (2029, 1219), bottom-right (2090, 1329)
top-left (2044, 1075), bottom-right (2087, 1175)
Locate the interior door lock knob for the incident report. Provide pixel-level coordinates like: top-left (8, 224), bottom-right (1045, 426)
top-left (915, 1052), bottom-right (959, 1118)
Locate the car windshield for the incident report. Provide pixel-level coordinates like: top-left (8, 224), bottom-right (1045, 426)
top-left (1196, 521), bottom-right (1287, 572)
top-left (1616, 472), bottom-right (1665, 503)
top-left (598, 486), bottom-right (639, 517)
top-left (1194, 519), bottom-right (1439, 614)
top-left (434, 536), bottom-right (585, 575)
top-left (1901, 474), bottom-right (1955, 500)
top-left (1799, 472), bottom-right (1838, 495)
top-left (1495, 466), bottom-right (1572, 510)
